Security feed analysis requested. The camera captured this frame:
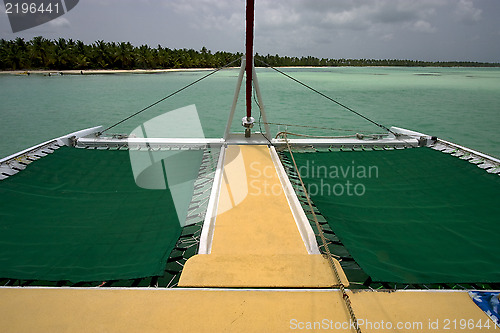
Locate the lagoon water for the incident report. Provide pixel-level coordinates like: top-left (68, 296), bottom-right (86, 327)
top-left (1, 67), bottom-right (499, 158)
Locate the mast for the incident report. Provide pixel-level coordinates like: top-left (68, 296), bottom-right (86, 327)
top-left (246, 0), bottom-right (254, 120)
top-left (243, 0), bottom-right (255, 137)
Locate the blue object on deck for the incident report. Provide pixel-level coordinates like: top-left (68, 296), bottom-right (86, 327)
top-left (469, 291), bottom-right (500, 328)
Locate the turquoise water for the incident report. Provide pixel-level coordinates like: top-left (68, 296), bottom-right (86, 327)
top-left (1, 67), bottom-right (499, 158)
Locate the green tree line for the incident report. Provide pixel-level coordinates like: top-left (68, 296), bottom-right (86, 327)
top-left (1, 37), bottom-right (498, 70)
top-left (0, 37), bottom-right (240, 70)
top-left (255, 54), bottom-right (500, 67)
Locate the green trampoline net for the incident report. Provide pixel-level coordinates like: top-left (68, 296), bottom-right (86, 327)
top-left (287, 147), bottom-right (500, 284)
top-left (0, 147), bottom-right (186, 283)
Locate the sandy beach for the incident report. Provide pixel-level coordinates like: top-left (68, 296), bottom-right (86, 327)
top-left (0, 66), bottom-right (330, 76)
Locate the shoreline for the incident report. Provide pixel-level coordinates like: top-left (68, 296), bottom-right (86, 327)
top-left (2, 65), bottom-right (499, 76)
top-left (0, 68), bottom-right (220, 75)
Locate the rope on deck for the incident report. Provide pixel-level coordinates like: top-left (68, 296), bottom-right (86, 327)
top-left (283, 133), bottom-right (362, 333)
top-left (275, 131), bottom-right (385, 140)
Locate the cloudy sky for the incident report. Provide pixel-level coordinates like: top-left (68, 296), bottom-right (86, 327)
top-left (1, 0), bottom-right (499, 62)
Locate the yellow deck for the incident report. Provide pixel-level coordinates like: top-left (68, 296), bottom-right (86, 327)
top-left (0, 288), bottom-right (495, 332)
top-left (0, 145), bottom-right (497, 332)
top-left (211, 145), bottom-right (307, 255)
top-left (179, 145), bottom-right (346, 287)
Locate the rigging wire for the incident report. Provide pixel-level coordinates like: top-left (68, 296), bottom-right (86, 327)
top-left (255, 58), bottom-right (396, 136)
top-left (98, 57), bottom-right (241, 135)
top-left (252, 86), bottom-right (274, 146)
top-left (282, 132), bottom-right (362, 333)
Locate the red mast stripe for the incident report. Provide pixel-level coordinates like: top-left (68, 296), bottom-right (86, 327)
top-left (245, 0), bottom-right (255, 119)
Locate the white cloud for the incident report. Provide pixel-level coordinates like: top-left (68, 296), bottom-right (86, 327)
top-left (258, 1), bottom-right (301, 28)
top-left (255, 0), bottom-right (445, 34)
top-left (454, 0), bottom-right (482, 24)
top-left (381, 33), bottom-right (394, 41)
top-left (48, 17), bottom-right (71, 28)
top-left (412, 20), bottom-right (436, 33)
top-left (156, 0), bottom-right (452, 46)
top-left (164, 0), bottom-right (244, 31)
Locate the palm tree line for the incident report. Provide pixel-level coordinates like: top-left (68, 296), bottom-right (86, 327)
top-left (1, 37), bottom-right (498, 70)
top-left (0, 37), bottom-right (240, 70)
